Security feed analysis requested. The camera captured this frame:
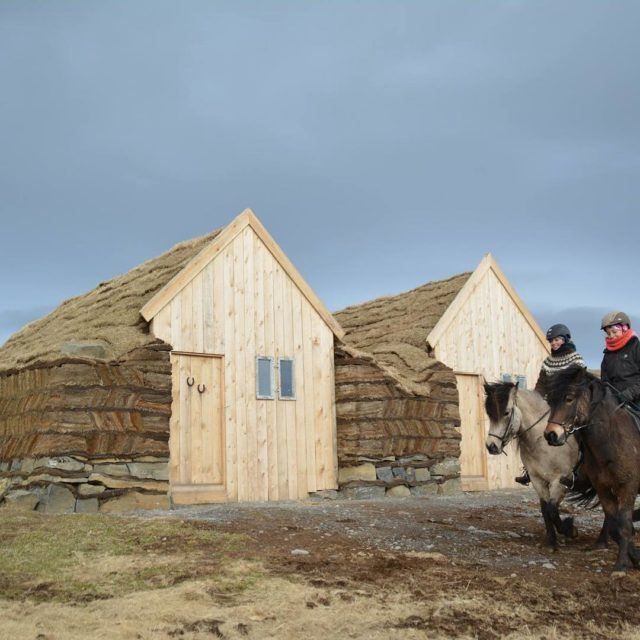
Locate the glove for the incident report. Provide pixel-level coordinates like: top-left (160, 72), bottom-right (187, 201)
top-left (619, 388), bottom-right (635, 403)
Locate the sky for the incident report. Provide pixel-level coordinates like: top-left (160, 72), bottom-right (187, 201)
top-left (1, 1), bottom-right (639, 368)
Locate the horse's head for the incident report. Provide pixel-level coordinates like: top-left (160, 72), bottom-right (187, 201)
top-left (484, 381), bottom-right (520, 455)
top-left (544, 366), bottom-right (594, 446)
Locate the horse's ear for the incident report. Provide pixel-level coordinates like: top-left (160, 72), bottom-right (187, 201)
top-left (483, 380), bottom-right (491, 395)
top-left (589, 378), bottom-right (604, 405)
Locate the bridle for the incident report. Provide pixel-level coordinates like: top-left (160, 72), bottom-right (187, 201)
top-left (487, 387), bottom-right (551, 450)
top-left (547, 386), bottom-right (595, 439)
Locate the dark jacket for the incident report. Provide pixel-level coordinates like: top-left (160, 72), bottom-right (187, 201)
top-left (601, 335), bottom-right (640, 403)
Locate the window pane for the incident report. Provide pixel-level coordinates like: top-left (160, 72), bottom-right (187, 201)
top-left (257, 357), bottom-right (272, 398)
top-left (501, 373), bottom-right (513, 383)
top-left (516, 375), bottom-right (527, 390)
top-left (279, 359), bottom-right (294, 399)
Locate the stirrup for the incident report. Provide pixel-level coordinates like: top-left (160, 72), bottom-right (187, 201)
top-left (515, 471), bottom-right (530, 486)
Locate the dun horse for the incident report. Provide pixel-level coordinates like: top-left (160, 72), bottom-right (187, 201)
top-left (544, 366), bottom-right (640, 572)
top-left (484, 381), bottom-right (579, 549)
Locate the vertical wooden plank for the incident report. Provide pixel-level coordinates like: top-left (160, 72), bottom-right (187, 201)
top-left (311, 312), bottom-right (326, 490)
top-left (178, 355), bottom-right (192, 484)
top-left (151, 304), bottom-right (172, 345)
top-left (243, 227), bottom-right (259, 501)
top-left (263, 250), bottom-right (279, 500)
top-left (171, 295), bottom-right (182, 352)
top-left (169, 354), bottom-right (180, 484)
top-left (292, 288), bottom-right (308, 498)
top-left (223, 243), bottom-right (238, 501)
top-left (254, 234), bottom-right (270, 501)
top-left (213, 255), bottom-right (225, 354)
top-left (324, 328), bottom-right (338, 490)
top-left (189, 355), bottom-right (203, 483)
top-left (214, 357), bottom-right (225, 485)
top-left (202, 263), bottom-right (215, 353)
top-left (282, 276), bottom-right (298, 499)
top-left (233, 234), bottom-right (249, 501)
top-left (302, 301), bottom-right (317, 493)
top-left (273, 261), bottom-right (289, 498)
top-left (181, 282), bottom-right (194, 353)
top-left (192, 272), bottom-right (204, 353)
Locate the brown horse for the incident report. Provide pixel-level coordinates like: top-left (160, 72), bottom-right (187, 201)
top-left (544, 365), bottom-right (640, 573)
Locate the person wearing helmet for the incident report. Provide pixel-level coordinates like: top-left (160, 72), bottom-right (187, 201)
top-left (515, 323), bottom-right (586, 485)
top-left (600, 311), bottom-right (640, 407)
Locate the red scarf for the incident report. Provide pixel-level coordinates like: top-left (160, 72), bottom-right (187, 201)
top-left (605, 329), bottom-right (637, 352)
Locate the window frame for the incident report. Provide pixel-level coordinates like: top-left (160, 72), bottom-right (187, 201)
top-left (278, 357), bottom-right (296, 400)
top-left (256, 356), bottom-right (274, 400)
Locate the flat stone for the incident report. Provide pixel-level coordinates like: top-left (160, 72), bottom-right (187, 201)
top-left (415, 468), bottom-right (431, 482)
top-left (61, 340), bottom-right (112, 359)
top-left (37, 484), bottom-right (76, 514)
top-left (127, 462), bottom-right (169, 481)
top-left (20, 458), bottom-right (36, 474)
top-left (10, 460), bottom-right (22, 472)
top-left (77, 483), bottom-right (106, 497)
top-left (100, 492), bottom-right (170, 513)
top-left (430, 458), bottom-right (461, 478)
top-left (75, 498), bottom-right (99, 514)
top-left (291, 549), bottom-right (310, 556)
top-left (376, 466), bottom-right (394, 482)
top-left (437, 478), bottom-right (462, 495)
top-left (88, 473), bottom-right (169, 492)
top-left (19, 474), bottom-right (86, 486)
top-left (386, 485), bottom-right (411, 498)
top-left (93, 463), bottom-right (131, 477)
top-left (399, 455), bottom-right (429, 464)
top-left (340, 485), bottom-right (385, 500)
top-left (410, 484), bottom-right (439, 497)
top-left (404, 467), bottom-right (416, 482)
top-left (338, 463), bottom-right (376, 484)
top-left (0, 461), bottom-right (10, 472)
top-left (35, 457), bottom-right (88, 473)
top-left (3, 490), bottom-right (39, 511)
top-left (392, 467), bottom-right (407, 480)
top-left (0, 478), bottom-right (13, 501)
top-left (309, 490), bottom-right (339, 500)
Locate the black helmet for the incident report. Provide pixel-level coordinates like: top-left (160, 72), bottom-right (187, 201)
top-left (546, 324), bottom-right (571, 341)
top-left (601, 311), bottom-right (631, 330)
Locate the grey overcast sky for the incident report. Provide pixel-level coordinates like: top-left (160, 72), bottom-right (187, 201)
top-left (1, 1), bottom-right (638, 368)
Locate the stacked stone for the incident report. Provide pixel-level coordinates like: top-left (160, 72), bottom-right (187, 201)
top-left (0, 340), bottom-right (173, 513)
top-left (0, 455), bottom-right (169, 513)
top-left (333, 346), bottom-right (461, 499)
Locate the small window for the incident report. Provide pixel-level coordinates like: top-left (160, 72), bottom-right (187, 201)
top-left (278, 358), bottom-right (295, 400)
top-left (256, 357), bottom-right (273, 399)
top-left (501, 373), bottom-right (513, 384)
top-left (516, 375), bottom-right (527, 390)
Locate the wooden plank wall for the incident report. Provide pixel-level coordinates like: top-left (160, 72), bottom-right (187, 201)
top-left (151, 227), bottom-right (338, 501)
top-left (433, 269), bottom-right (548, 490)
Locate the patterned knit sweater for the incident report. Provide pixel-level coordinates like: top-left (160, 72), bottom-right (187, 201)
top-left (534, 345), bottom-right (586, 396)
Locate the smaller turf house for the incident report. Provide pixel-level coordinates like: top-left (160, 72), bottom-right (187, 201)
top-left (334, 254), bottom-right (549, 493)
top-left (0, 209), bottom-right (344, 512)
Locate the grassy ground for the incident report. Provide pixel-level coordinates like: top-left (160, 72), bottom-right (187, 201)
top-left (3, 497), bottom-right (640, 640)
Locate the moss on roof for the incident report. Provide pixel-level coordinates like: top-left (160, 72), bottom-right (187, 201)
top-left (0, 230), bottom-right (221, 373)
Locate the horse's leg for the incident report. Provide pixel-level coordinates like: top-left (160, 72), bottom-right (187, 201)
top-left (530, 476), bottom-right (558, 549)
top-left (594, 515), bottom-right (610, 549)
top-left (599, 491), bottom-right (634, 573)
top-left (548, 480), bottom-right (577, 539)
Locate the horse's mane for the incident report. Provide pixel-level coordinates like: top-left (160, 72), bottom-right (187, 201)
top-left (544, 365), bottom-right (597, 407)
top-left (483, 381), bottom-right (515, 422)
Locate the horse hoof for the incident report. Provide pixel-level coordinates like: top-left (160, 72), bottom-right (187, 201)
top-left (566, 527), bottom-right (578, 539)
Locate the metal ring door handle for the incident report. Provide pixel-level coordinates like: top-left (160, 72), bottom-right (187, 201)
top-left (186, 377), bottom-right (195, 387)
top-left (197, 383), bottom-right (206, 394)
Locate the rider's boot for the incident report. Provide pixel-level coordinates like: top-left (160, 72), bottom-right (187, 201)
top-left (515, 469), bottom-right (531, 486)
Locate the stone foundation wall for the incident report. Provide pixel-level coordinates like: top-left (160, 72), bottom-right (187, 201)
top-left (0, 454), bottom-right (169, 513)
top-left (334, 345), bottom-right (462, 498)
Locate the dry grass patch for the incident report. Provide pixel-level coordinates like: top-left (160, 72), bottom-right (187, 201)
top-left (0, 510), bottom-right (253, 602)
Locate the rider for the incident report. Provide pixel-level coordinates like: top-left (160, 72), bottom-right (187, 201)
top-left (600, 311), bottom-right (640, 409)
top-left (515, 323), bottom-right (586, 485)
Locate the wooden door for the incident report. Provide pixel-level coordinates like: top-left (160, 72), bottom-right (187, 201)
top-left (170, 353), bottom-right (226, 504)
top-left (457, 373), bottom-right (489, 491)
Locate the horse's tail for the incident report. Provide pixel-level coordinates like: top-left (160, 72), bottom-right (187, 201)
top-left (565, 483), bottom-right (600, 510)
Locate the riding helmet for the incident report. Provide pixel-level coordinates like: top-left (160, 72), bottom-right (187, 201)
top-left (546, 324), bottom-right (571, 342)
top-left (600, 311), bottom-right (631, 330)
